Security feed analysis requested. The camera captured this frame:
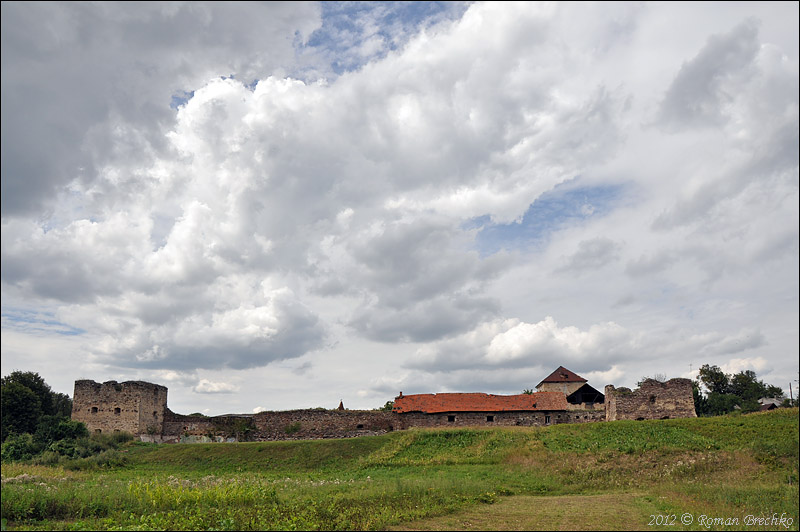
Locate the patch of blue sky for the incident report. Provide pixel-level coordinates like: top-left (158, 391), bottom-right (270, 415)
top-left (1, 308), bottom-right (85, 336)
top-left (306, 1), bottom-right (469, 75)
top-left (170, 89), bottom-right (195, 110)
top-left (469, 180), bottom-right (626, 256)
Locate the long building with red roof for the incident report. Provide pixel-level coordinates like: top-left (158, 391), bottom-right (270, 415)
top-left (391, 373), bottom-right (605, 428)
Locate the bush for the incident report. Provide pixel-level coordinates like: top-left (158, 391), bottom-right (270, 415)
top-left (63, 449), bottom-right (128, 471)
top-left (34, 416), bottom-right (89, 446)
top-left (1, 433), bottom-right (42, 462)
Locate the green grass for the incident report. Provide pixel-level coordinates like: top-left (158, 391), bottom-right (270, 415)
top-left (2, 409), bottom-right (797, 530)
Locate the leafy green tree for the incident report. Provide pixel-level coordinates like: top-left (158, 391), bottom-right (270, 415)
top-left (1, 371), bottom-right (55, 415)
top-left (522, 389), bottom-right (535, 395)
top-left (706, 393), bottom-right (740, 416)
top-left (698, 364), bottom-right (730, 395)
top-left (1, 371), bottom-right (74, 442)
top-left (1, 382), bottom-right (43, 440)
top-left (729, 370), bottom-right (768, 401)
top-left (377, 401), bottom-right (394, 411)
top-left (694, 364), bottom-right (786, 417)
top-left (51, 391), bottom-right (73, 418)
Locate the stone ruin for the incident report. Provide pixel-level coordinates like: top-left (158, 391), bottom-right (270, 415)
top-left (72, 373), bottom-right (697, 442)
top-left (604, 378), bottom-right (697, 421)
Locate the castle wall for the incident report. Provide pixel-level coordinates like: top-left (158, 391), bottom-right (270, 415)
top-left (252, 410), bottom-right (397, 440)
top-left (158, 409), bottom-right (397, 442)
top-left (72, 376), bottom-right (695, 443)
top-left (160, 410), bottom-right (255, 443)
top-left (71, 380), bottom-right (167, 435)
top-left (605, 379), bottom-right (696, 421)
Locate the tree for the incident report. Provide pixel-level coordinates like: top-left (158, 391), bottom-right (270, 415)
top-left (51, 392), bottom-right (73, 418)
top-left (522, 389), bottom-right (535, 395)
top-left (1, 382), bottom-right (43, 441)
top-left (705, 393), bottom-right (742, 416)
top-left (377, 401), bottom-right (394, 411)
top-left (1, 371), bottom-right (55, 415)
top-left (694, 364), bottom-right (787, 416)
top-left (698, 364), bottom-right (730, 395)
top-left (692, 380), bottom-right (709, 416)
top-left (1, 371), bottom-right (73, 441)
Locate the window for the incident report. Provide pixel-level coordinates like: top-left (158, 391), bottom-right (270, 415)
top-left (356, 424), bottom-right (364, 429)
top-left (153, 411), bottom-right (158, 418)
top-left (545, 415), bottom-right (551, 425)
top-left (95, 429), bottom-right (102, 434)
top-left (649, 395), bottom-right (656, 404)
top-left (114, 407), bottom-right (121, 415)
top-left (447, 415), bottom-right (456, 422)
top-left (486, 415), bottom-right (494, 422)
top-left (91, 407), bottom-right (98, 413)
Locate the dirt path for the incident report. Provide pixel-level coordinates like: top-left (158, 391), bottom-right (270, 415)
top-left (389, 493), bottom-right (660, 531)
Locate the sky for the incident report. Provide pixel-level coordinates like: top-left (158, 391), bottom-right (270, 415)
top-left (1, 1), bottom-right (798, 416)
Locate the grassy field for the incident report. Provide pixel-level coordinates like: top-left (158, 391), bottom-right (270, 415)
top-left (1, 408), bottom-right (797, 531)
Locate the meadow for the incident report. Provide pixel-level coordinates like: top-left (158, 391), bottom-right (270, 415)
top-left (1, 408), bottom-right (797, 531)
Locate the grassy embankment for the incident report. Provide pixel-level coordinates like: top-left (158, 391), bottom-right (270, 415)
top-left (1, 408), bottom-right (797, 531)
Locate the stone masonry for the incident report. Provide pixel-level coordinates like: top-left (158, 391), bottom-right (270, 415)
top-left (605, 378), bottom-right (697, 421)
top-left (72, 380), bottom-right (167, 435)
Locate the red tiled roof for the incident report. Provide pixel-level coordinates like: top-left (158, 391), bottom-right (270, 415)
top-left (392, 392), bottom-right (568, 414)
top-left (536, 366), bottom-right (587, 386)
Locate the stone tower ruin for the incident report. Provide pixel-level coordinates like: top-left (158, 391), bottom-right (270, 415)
top-left (604, 378), bottom-right (696, 421)
top-left (71, 380), bottom-right (167, 435)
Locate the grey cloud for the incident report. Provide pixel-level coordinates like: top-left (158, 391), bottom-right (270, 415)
top-left (1, 2), bottom-right (322, 218)
top-left (625, 251), bottom-right (676, 277)
top-left (559, 237), bottom-right (621, 273)
top-left (349, 294), bottom-right (499, 344)
top-left (657, 18), bottom-right (760, 130)
top-left (653, 117), bottom-right (798, 232)
top-left (337, 216), bottom-right (510, 342)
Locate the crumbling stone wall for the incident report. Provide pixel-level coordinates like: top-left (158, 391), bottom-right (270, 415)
top-left (159, 409), bottom-right (396, 442)
top-left (72, 380), bottom-right (167, 435)
top-left (605, 378), bottom-right (696, 421)
top-left (160, 410), bottom-right (256, 443)
top-left (252, 410), bottom-right (397, 440)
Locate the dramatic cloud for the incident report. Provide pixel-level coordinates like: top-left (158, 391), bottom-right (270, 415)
top-left (2, 2), bottom-right (797, 413)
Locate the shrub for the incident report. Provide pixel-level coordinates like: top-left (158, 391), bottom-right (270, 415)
top-left (1, 433), bottom-right (41, 462)
top-left (34, 416), bottom-right (89, 446)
